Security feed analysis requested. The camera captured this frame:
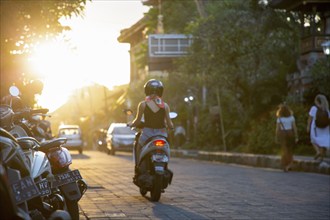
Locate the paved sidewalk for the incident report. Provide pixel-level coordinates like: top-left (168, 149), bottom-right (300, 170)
top-left (171, 149), bottom-right (330, 175)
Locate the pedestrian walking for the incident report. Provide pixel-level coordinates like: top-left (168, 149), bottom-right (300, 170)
top-left (275, 103), bottom-right (299, 172)
top-left (174, 122), bottom-right (186, 147)
top-left (307, 94), bottom-right (330, 161)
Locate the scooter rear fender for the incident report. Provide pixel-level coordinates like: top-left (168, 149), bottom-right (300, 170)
top-left (60, 182), bottom-right (81, 201)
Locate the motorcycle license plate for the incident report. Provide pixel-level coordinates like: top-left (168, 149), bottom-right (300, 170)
top-left (36, 179), bottom-right (51, 196)
top-left (52, 169), bottom-right (82, 188)
top-left (11, 176), bottom-right (41, 204)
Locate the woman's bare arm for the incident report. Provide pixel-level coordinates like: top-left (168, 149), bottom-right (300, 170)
top-left (307, 115), bottom-right (312, 134)
top-left (164, 103), bottom-right (174, 130)
top-left (130, 101), bottom-right (145, 127)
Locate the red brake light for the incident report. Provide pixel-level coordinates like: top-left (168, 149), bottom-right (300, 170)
top-left (154, 140), bottom-right (165, 147)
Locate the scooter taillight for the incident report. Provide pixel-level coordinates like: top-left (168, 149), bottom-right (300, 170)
top-left (154, 140), bottom-right (166, 147)
top-left (47, 147), bottom-right (72, 169)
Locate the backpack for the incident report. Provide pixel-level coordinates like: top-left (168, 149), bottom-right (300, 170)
top-left (315, 107), bottom-right (330, 128)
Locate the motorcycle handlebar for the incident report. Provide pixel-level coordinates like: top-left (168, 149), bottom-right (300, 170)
top-left (13, 108), bottom-right (49, 120)
top-left (31, 108), bottom-right (49, 114)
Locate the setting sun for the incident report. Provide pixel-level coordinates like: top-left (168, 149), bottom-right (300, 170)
top-left (27, 1), bottom-right (148, 112)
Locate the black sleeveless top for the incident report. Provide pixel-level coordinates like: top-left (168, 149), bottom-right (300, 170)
top-left (144, 104), bottom-right (165, 129)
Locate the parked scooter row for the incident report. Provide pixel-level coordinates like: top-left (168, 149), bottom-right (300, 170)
top-left (0, 87), bottom-right (88, 219)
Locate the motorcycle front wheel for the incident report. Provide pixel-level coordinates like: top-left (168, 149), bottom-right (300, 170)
top-left (150, 174), bottom-right (162, 202)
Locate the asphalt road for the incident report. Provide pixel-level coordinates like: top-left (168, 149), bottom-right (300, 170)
top-left (71, 150), bottom-right (330, 220)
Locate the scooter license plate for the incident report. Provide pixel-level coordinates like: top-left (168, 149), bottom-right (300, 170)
top-left (36, 179), bottom-right (51, 196)
top-left (155, 166), bottom-right (164, 172)
top-left (11, 176), bottom-right (41, 204)
top-left (53, 169), bottom-right (82, 188)
top-left (152, 154), bottom-right (168, 162)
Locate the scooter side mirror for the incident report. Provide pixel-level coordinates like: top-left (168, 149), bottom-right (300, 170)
top-left (123, 109), bottom-right (133, 116)
top-left (169, 112), bottom-right (178, 119)
top-left (123, 109), bottom-right (135, 124)
top-left (9, 86), bottom-right (20, 97)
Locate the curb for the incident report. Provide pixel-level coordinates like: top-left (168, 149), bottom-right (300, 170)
top-left (171, 149), bottom-right (330, 175)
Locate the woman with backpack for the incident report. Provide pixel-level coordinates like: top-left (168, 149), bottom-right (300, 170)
top-left (307, 94), bottom-right (330, 161)
top-left (275, 104), bottom-right (299, 172)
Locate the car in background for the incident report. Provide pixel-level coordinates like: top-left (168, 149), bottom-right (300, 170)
top-left (58, 125), bottom-right (84, 154)
top-left (106, 123), bottom-right (136, 155)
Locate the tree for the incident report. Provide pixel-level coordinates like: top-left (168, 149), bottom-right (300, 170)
top-left (309, 58), bottom-right (330, 99)
top-left (0, 0), bottom-right (88, 98)
top-left (141, 0), bottom-right (300, 151)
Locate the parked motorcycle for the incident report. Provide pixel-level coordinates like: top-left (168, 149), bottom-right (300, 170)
top-left (1, 86), bottom-right (87, 219)
top-left (29, 113), bottom-right (53, 142)
top-left (126, 110), bottom-right (177, 201)
top-left (0, 128), bottom-right (74, 220)
top-left (0, 128), bottom-right (35, 220)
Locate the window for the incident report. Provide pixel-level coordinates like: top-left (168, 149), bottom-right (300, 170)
top-left (148, 34), bottom-right (193, 57)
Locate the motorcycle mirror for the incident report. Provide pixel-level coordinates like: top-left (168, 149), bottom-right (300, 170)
top-left (123, 109), bottom-right (133, 115)
top-left (124, 109), bottom-right (135, 123)
top-left (169, 112), bottom-right (178, 119)
top-left (9, 86), bottom-right (20, 97)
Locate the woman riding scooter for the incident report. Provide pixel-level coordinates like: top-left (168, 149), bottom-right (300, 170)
top-left (128, 79), bottom-right (174, 176)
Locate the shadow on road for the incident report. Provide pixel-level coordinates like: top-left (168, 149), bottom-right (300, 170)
top-left (152, 203), bottom-right (208, 219)
top-left (70, 153), bottom-right (91, 160)
top-left (114, 151), bottom-right (133, 161)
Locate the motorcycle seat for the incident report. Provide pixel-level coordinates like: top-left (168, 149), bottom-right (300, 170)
top-left (39, 138), bottom-right (67, 151)
top-left (0, 128), bottom-right (16, 142)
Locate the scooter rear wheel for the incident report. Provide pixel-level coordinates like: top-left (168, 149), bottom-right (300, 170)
top-left (139, 188), bottom-right (147, 196)
top-left (150, 174), bottom-right (162, 202)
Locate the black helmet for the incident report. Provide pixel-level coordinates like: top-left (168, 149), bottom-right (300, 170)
top-left (144, 79), bottom-right (164, 97)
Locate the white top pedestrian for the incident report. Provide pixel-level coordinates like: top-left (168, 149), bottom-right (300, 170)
top-left (309, 106), bottom-right (330, 149)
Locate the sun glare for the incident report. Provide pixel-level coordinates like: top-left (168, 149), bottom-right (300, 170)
top-left (26, 1), bottom-right (148, 113)
top-left (29, 41), bottom-right (75, 78)
top-left (29, 36), bottom-right (131, 112)
top-left (29, 40), bottom-right (85, 112)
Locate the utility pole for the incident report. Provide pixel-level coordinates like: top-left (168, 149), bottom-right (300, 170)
top-left (194, 0), bottom-right (208, 18)
top-left (194, 0), bottom-right (208, 108)
top-left (103, 86), bottom-right (109, 116)
top-left (157, 0), bottom-right (164, 34)
top-left (216, 87), bottom-right (227, 152)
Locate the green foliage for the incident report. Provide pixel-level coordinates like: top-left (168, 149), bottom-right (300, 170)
top-left (245, 110), bottom-right (278, 154)
top-left (0, 0), bottom-right (88, 99)
top-left (245, 102), bottom-right (314, 155)
top-left (309, 58), bottom-right (330, 98)
top-left (141, 0), bottom-right (302, 153)
top-left (143, 0), bottom-right (198, 34)
top-left (172, 0), bottom-right (299, 149)
top-left (1, 0), bottom-right (87, 54)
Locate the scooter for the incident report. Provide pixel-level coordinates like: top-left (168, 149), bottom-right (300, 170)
top-left (94, 129), bottom-right (107, 152)
top-left (0, 128), bottom-right (72, 220)
top-left (127, 110), bottom-right (177, 201)
top-left (1, 86), bottom-right (87, 219)
top-left (0, 128), bottom-right (35, 220)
